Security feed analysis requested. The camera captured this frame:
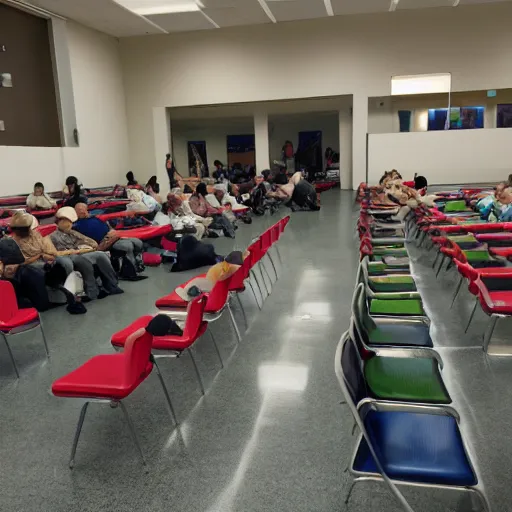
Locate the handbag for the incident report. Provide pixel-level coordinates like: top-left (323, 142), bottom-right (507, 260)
top-left (97, 231), bottom-right (121, 252)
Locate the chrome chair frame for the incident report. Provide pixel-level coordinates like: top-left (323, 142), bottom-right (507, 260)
top-left (335, 332), bottom-right (491, 512)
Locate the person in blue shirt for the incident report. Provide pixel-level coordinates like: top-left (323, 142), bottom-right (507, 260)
top-left (73, 203), bottom-right (145, 279)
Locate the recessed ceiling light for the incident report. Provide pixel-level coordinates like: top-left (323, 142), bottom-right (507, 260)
top-left (114, 0), bottom-right (202, 15)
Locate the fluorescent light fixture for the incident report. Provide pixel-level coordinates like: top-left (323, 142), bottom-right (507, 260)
top-left (391, 73), bottom-right (451, 96)
top-left (114, 0), bottom-right (202, 15)
top-left (256, 0), bottom-right (277, 23)
top-left (453, 0), bottom-right (460, 5)
top-left (389, 0), bottom-right (400, 12)
top-left (324, 0), bottom-right (334, 16)
top-left (258, 363), bottom-right (309, 392)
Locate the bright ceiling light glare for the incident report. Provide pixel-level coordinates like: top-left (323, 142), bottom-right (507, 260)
top-left (391, 73), bottom-right (451, 96)
top-left (389, 0), bottom-right (399, 12)
top-left (258, 363), bottom-right (309, 392)
top-left (114, 0), bottom-right (202, 15)
top-left (323, 0), bottom-right (334, 16)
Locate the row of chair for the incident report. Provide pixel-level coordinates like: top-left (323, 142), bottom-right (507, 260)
top-left (50, 216), bottom-right (290, 468)
top-left (412, 194), bottom-right (512, 353)
top-left (335, 192), bottom-right (490, 511)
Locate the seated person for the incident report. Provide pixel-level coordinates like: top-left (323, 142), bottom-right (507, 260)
top-left (189, 183), bottom-right (235, 238)
top-left (496, 186), bottom-right (512, 222)
top-left (126, 171), bottom-right (138, 186)
top-left (212, 184), bottom-right (246, 211)
top-left (73, 203), bottom-right (145, 278)
top-left (145, 176), bottom-right (162, 203)
top-left (50, 207), bottom-right (123, 298)
top-left (126, 188), bottom-right (160, 213)
top-left (166, 193), bottom-right (211, 240)
top-left (476, 182), bottom-right (507, 220)
top-left (212, 160), bottom-right (228, 183)
top-left (403, 175), bottom-right (428, 196)
top-left (63, 176), bottom-right (87, 208)
top-left (26, 182), bottom-right (57, 211)
top-left (6, 212), bottom-right (85, 313)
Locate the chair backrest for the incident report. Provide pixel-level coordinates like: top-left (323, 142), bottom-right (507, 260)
top-left (0, 281), bottom-right (19, 322)
top-left (205, 276), bottom-right (231, 313)
top-left (280, 215), bottom-right (290, 231)
top-left (260, 229), bottom-right (272, 252)
top-left (183, 295), bottom-right (208, 338)
top-left (351, 283), bottom-right (376, 344)
top-left (248, 239), bottom-right (262, 264)
top-left (229, 257), bottom-right (251, 291)
top-left (338, 331), bottom-right (369, 405)
top-left (123, 327), bottom-right (154, 384)
top-left (271, 223), bottom-right (281, 243)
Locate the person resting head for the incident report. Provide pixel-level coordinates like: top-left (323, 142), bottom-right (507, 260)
top-left (64, 176), bottom-right (87, 208)
top-left (379, 169), bottom-right (402, 187)
top-left (167, 193), bottom-right (183, 214)
top-left (175, 250), bottom-right (248, 301)
top-left (26, 182), bottom-right (57, 211)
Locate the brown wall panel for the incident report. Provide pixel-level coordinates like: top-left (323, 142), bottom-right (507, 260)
top-left (0, 3), bottom-right (61, 147)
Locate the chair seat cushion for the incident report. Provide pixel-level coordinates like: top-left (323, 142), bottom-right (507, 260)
top-left (368, 323), bottom-right (433, 347)
top-left (155, 274), bottom-right (207, 309)
top-left (52, 354), bottom-right (152, 399)
top-left (486, 291), bottom-right (512, 314)
top-left (0, 308), bottom-right (39, 332)
top-left (370, 298), bottom-right (425, 316)
top-left (353, 410), bottom-right (477, 486)
top-left (369, 275), bottom-right (416, 293)
top-left (365, 357), bottom-right (450, 403)
top-left (111, 315), bottom-right (208, 350)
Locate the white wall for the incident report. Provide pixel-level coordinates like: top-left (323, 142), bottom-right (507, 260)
top-left (0, 21), bottom-right (129, 195)
top-left (120, 2), bottom-right (512, 188)
top-left (368, 130), bottom-right (512, 186)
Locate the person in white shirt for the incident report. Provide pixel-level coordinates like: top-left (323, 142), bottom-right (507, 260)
top-left (26, 182), bottom-right (57, 211)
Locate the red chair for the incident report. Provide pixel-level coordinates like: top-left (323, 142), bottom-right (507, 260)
top-left (111, 296), bottom-right (219, 398)
top-left (227, 256), bottom-right (255, 322)
top-left (155, 276), bottom-right (242, 343)
top-left (52, 315), bottom-right (177, 468)
top-left (247, 238), bottom-right (270, 300)
top-left (0, 281), bottom-right (49, 378)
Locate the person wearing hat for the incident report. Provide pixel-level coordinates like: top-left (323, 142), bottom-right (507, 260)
top-left (50, 207), bottom-right (123, 299)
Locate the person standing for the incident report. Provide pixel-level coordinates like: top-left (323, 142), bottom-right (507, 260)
top-left (166, 154), bottom-right (182, 189)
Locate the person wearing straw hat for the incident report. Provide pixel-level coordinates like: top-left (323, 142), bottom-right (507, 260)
top-left (51, 207), bottom-right (123, 300)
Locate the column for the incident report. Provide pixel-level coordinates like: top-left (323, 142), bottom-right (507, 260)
top-left (338, 108), bottom-right (352, 190)
top-left (352, 93), bottom-right (369, 189)
top-left (152, 106), bottom-right (171, 195)
top-left (254, 110), bottom-right (270, 174)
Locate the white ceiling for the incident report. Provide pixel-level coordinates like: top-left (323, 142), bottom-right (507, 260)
top-left (13, 0), bottom-right (512, 37)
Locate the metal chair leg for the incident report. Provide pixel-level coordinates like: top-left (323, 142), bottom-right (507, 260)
top-left (227, 302), bottom-right (242, 344)
top-left (1, 332), bottom-right (19, 378)
top-left (39, 319), bottom-right (50, 358)
top-left (247, 279), bottom-right (262, 310)
top-left (250, 269), bottom-right (267, 302)
top-left (152, 359), bottom-right (179, 425)
top-left (465, 299), bottom-right (479, 333)
top-left (432, 250), bottom-right (441, 269)
top-left (451, 276), bottom-right (464, 308)
top-left (119, 401), bottom-right (146, 466)
top-left (69, 401), bottom-right (89, 469)
top-left (344, 480), bottom-right (357, 505)
top-left (235, 292), bottom-right (248, 329)
top-left (267, 252), bottom-right (279, 281)
top-left (483, 315), bottom-right (499, 353)
top-left (208, 329), bottom-right (224, 368)
top-left (260, 263), bottom-right (273, 294)
top-left (435, 255), bottom-right (446, 277)
top-left (275, 244), bottom-right (283, 265)
top-left (187, 347), bottom-right (205, 395)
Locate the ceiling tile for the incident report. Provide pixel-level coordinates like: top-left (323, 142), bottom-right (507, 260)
top-left (25, 0), bottom-right (164, 36)
top-left (146, 11), bottom-right (215, 31)
top-left (331, 0), bottom-right (391, 14)
top-left (458, 0), bottom-right (512, 4)
top-left (267, 0), bottom-right (329, 22)
top-left (396, 0), bottom-right (453, 9)
top-left (203, 3), bottom-right (271, 27)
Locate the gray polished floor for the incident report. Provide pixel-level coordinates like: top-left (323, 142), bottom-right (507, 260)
top-left (0, 191), bottom-right (509, 511)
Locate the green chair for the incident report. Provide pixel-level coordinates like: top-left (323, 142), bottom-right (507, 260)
top-left (348, 324), bottom-right (450, 404)
top-left (351, 283), bottom-right (432, 349)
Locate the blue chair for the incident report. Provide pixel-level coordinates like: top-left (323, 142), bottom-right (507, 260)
top-left (334, 331), bottom-right (491, 512)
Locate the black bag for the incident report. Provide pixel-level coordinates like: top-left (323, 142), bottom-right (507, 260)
top-left (0, 238), bottom-right (24, 265)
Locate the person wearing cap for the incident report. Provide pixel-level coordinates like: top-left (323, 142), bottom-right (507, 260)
top-left (50, 207), bottom-right (123, 299)
top-left (73, 203), bottom-right (145, 277)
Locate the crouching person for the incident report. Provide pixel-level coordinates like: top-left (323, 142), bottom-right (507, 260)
top-left (50, 207), bottom-right (123, 299)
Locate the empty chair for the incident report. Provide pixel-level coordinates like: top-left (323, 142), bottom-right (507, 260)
top-left (0, 280), bottom-right (49, 378)
top-left (111, 295), bottom-right (221, 397)
top-left (335, 331), bottom-right (490, 512)
top-left (52, 315), bottom-right (177, 468)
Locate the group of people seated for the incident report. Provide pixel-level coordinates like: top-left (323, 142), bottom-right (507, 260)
top-left (474, 175), bottom-right (512, 222)
top-left (1, 161), bottom-right (322, 315)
